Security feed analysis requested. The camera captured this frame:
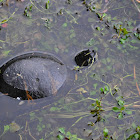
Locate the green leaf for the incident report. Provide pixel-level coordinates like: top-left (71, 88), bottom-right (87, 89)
top-left (96, 26), bottom-right (100, 31)
top-left (54, 47), bottom-right (59, 53)
top-left (100, 88), bottom-right (104, 92)
top-left (96, 99), bottom-right (101, 106)
top-left (122, 28), bottom-right (128, 35)
top-left (71, 138), bottom-right (78, 140)
top-left (42, 125), bottom-right (45, 129)
top-left (4, 125), bottom-right (10, 132)
top-left (96, 13), bottom-right (101, 18)
top-left (29, 112), bottom-right (35, 117)
top-left (112, 107), bottom-right (120, 112)
top-left (103, 128), bottom-right (108, 137)
top-left (116, 96), bottom-right (123, 101)
top-left (131, 39), bottom-right (137, 43)
top-left (50, 107), bottom-right (58, 111)
top-left (29, 5), bottom-right (32, 11)
top-left (118, 100), bottom-right (124, 107)
top-left (134, 134), bottom-right (139, 139)
top-left (120, 38), bottom-right (125, 44)
top-left (62, 23), bottom-right (67, 27)
top-left (70, 32), bottom-right (76, 39)
top-left (90, 91), bottom-right (96, 96)
top-left (132, 122), bottom-right (137, 129)
top-left (104, 86), bottom-right (109, 91)
top-left (137, 125), bottom-right (140, 131)
top-left (120, 106), bottom-right (125, 111)
top-left (66, 131), bottom-right (72, 137)
top-left (2, 50), bottom-right (11, 57)
top-left (113, 16), bottom-right (117, 20)
top-left (46, 0), bottom-right (49, 9)
top-left (106, 57), bottom-right (111, 63)
top-left (86, 38), bottom-right (95, 46)
top-left (58, 127), bottom-right (65, 134)
top-left (118, 112), bottom-right (123, 119)
top-left (72, 134), bottom-right (77, 138)
top-left (93, 83), bottom-right (98, 89)
top-left (104, 91), bottom-right (107, 94)
top-left (125, 110), bottom-right (132, 115)
top-left (0, 0), bottom-right (4, 3)
top-left (102, 13), bottom-right (107, 18)
top-left (57, 134), bottom-right (64, 140)
top-left (37, 125), bottom-right (42, 132)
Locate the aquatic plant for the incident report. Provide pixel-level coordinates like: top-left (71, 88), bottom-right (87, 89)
top-left (112, 96), bottom-right (132, 119)
top-left (24, 4), bottom-right (33, 18)
top-left (57, 127), bottom-right (83, 140)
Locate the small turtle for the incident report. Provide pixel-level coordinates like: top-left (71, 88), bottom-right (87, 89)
top-left (75, 49), bottom-right (98, 67)
top-left (0, 52), bottom-right (67, 100)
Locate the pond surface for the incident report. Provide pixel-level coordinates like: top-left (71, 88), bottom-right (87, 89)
top-left (0, 0), bottom-right (140, 139)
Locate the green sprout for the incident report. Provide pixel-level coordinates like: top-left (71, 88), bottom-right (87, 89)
top-left (57, 127), bottom-right (83, 140)
top-left (103, 128), bottom-right (113, 140)
top-left (112, 96), bottom-right (132, 119)
top-left (24, 4), bottom-right (33, 18)
top-left (90, 99), bottom-right (104, 124)
top-left (96, 13), bottom-right (107, 21)
top-left (46, 0), bottom-right (50, 9)
top-left (100, 85), bottom-right (109, 94)
top-left (114, 24), bottom-right (131, 43)
top-left (0, 125), bottom-right (10, 138)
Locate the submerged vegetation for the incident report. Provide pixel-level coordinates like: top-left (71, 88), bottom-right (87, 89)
top-left (0, 0), bottom-right (140, 139)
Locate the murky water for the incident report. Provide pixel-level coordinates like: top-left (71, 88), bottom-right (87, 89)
top-left (0, 0), bottom-right (140, 139)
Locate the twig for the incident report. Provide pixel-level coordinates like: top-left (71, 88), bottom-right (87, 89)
top-left (132, 0), bottom-right (140, 12)
top-left (71, 115), bottom-right (89, 127)
top-left (28, 127), bottom-right (36, 140)
top-left (0, 8), bottom-right (18, 25)
top-left (125, 104), bottom-right (140, 108)
top-left (18, 134), bottom-right (23, 140)
top-left (23, 81), bottom-right (33, 100)
top-left (58, 97), bottom-right (96, 110)
top-left (25, 121), bottom-right (28, 132)
top-left (17, 73), bottom-right (33, 100)
top-left (134, 65), bottom-right (140, 95)
top-left (134, 65), bottom-right (136, 79)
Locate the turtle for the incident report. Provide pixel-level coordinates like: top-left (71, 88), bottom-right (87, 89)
top-left (0, 49), bottom-right (97, 100)
top-left (0, 52), bottom-right (67, 100)
top-left (74, 49), bottom-right (98, 67)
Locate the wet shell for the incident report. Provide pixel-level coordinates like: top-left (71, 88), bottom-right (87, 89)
top-left (0, 52), bottom-right (67, 100)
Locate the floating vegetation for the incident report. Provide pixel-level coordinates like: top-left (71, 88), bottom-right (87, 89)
top-left (24, 4), bottom-right (33, 18)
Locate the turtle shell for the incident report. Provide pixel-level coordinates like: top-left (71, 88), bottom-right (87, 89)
top-left (0, 52), bottom-right (67, 100)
